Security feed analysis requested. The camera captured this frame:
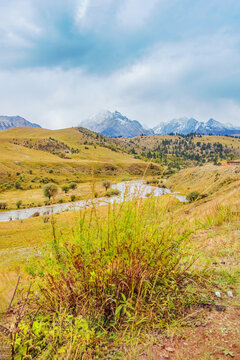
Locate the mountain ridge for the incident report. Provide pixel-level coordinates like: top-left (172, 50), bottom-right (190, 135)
top-left (153, 117), bottom-right (240, 136)
top-left (81, 111), bottom-right (240, 137)
top-left (0, 115), bottom-right (41, 131)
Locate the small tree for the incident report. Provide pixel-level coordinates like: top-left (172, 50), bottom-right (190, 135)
top-left (0, 202), bottom-right (7, 210)
top-left (43, 183), bottom-right (58, 200)
top-left (62, 184), bottom-right (69, 193)
top-left (102, 180), bottom-right (111, 191)
top-left (16, 200), bottom-right (22, 209)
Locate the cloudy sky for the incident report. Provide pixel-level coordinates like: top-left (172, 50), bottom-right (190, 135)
top-left (0, 0), bottom-right (240, 129)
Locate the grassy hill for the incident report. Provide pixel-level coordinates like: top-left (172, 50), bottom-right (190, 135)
top-left (167, 163), bottom-right (240, 195)
top-left (0, 127), bottom-right (161, 209)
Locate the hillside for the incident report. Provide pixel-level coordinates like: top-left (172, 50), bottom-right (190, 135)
top-left (167, 163), bottom-right (240, 195)
top-left (118, 133), bottom-right (240, 168)
top-left (0, 126), bottom-right (161, 209)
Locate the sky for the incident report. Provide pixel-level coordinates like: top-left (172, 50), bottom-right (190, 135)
top-left (0, 0), bottom-right (240, 129)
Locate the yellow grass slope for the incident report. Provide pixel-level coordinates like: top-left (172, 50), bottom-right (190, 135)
top-left (166, 164), bottom-right (240, 225)
top-left (0, 127), bottom-right (156, 183)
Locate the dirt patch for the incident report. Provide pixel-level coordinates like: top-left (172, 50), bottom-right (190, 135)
top-left (137, 303), bottom-right (240, 359)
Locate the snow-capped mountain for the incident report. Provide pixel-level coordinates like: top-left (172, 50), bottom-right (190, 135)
top-left (154, 117), bottom-right (240, 136)
top-left (80, 110), bottom-right (153, 137)
top-left (0, 116), bottom-right (41, 131)
top-left (153, 117), bottom-right (200, 135)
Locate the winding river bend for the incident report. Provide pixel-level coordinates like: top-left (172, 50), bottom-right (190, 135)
top-left (0, 181), bottom-right (187, 222)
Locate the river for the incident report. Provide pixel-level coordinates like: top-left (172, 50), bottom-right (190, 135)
top-left (0, 180), bottom-right (187, 222)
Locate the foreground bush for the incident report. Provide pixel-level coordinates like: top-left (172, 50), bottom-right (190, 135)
top-left (13, 198), bottom-right (207, 358)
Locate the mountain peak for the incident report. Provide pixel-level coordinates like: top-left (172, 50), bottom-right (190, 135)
top-left (80, 110), bottom-right (152, 137)
top-left (0, 115), bottom-right (41, 131)
top-left (154, 117), bottom-right (199, 135)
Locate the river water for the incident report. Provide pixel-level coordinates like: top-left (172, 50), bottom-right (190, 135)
top-left (0, 180), bottom-right (186, 222)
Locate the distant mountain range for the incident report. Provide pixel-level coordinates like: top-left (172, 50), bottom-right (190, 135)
top-left (153, 117), bottom-right (240, 136)
top-left (80, 110), bottom-right (153, 137)
top-left (1, 112), bottom-right (239, 137)
top-left (80, 111), bottom-right (240, 137)
top-left (0, 116), bottom-right (41, 131)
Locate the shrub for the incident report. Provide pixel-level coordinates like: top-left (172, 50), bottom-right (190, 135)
top-left (15, 198), bottom-right (206, 358)
top-left (58, 199), bottom-right (64, 204)
top-left (158, 184), bottom-right (166, 188)
top-left (16, 200), bottom-right (22, 209)
top-left (43, 183), bottom-right (58, 200)
top-left (15, 181), bottom-right (21, 189)
top-left (69, 182), bottom-right (77, 190)
top-left (104, 189), bottom-right (120, 197)
top-left (186, 191), bottom-right (200, 202)
top-left (146, 178), bottom-right (158, 185)
top-left (40, 177), bottom-right (50, 184)
top-left (70, 195), bottom-right (76, 202)
top-left (62, 184), bottom-right (69, 193)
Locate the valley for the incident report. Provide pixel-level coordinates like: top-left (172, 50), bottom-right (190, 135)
top-left (0, 127), bottom-right (239, 212)
top-left (0, 126), bottom-right (239, 359)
